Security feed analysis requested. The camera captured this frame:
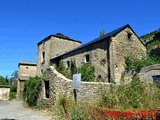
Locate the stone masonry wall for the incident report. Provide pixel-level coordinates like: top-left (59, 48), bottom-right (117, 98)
top-left (37, 36), bottom-right (81, 75)
top-left (18, 64), bottom-right (37, 77)
top-left (110, 28), bottom-right (146, 84)
top-left (0, 86), bottom-right (10, 101)
top-left (52, 38), bottom-right (109, 82)
top-left (38, 66), bottom-right (110, 106)
top-left (138, 64), bottom-right (160, 82)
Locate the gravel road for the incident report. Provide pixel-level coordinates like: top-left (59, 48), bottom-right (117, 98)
top-left (0, 101), bottom-right (53, 120)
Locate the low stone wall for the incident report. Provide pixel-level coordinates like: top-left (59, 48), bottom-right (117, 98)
top-left (38, 66), bottom-right (110, 107)
top-left (138, 64), bottom-right (160, 82)
top-left (0, 85), bottom-right (10, 101)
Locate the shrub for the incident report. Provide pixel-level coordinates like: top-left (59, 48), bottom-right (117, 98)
top-left (56, 59), bottom-right (71, 79)
top-left (10, 81), bottom-right (17, 92)
top-left (56, 59), bottom-right (96, 82)
top-left (147, 40), bottom-right (160, 51)
top-left (23, 76), bottom-right (42, 106)
top-left (98, 76), bottom-right (160, 110)
top-left (125, 55), bottom-right (160, 71)
top-left (78, 63), bottom-right (95, 82)
top-left (9, 92), bottom-right (16, 100)
top-left (0, 76), bottom-right (8, 85)
top-left (55, 95), bottom-right (95, 120)
top-left (9, 81), bottom-right (17, 100)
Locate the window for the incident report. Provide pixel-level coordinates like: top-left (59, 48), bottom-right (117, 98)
top-left (152, 76), bottom-right (160, 88)
top-left (127, 32), bottom-right (132, 39)
top-left (85, 54), bottom-right (90, 63)
top-left (66, 61), bottom-right (70, 68)
top-left (45, 81), bottom-right (49, 98)
top-left (41, 51), bottom-right (45, 64)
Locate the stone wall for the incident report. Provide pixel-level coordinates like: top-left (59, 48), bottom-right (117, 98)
top-left (37, 35), bottom-right (81, 75)
top-left (0, 85), bottom-right (10, 101)
top-left (110, 27), bottom-right (146, 84)
top-left (38, 66), bottom-right (110, 107)
top-left (138, 64), bottom-right (160, 82)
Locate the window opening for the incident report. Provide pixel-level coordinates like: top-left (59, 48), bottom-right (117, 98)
top-left (41, 51), bottom-right (45, 64)
top-left (127, 32), bottom-right (132, 39)
top-left (85, 54), bottom-right (90, 63)
top-left (66, 61), bottom-right (70, 68)
top-left (45, 81), bottom-right (49, 98)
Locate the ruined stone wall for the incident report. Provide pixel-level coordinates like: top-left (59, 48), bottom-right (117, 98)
top-left (0, 86), bottom-right (10, 101)
top-left (110, 28), bottom-right (146, 84)
top-left (38, 66), bottom-right (110, 106)
top-left (138, 64), bottom-right (160, 82)
top-left (53, 38), bottom-right (109, 82)
top-left (37, 36), bottom-right (81, 75)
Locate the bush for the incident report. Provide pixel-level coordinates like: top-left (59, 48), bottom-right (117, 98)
top-left (98, 76), bottom-right (160, 110)
top-left (10, 81), bottom-right (17, 92)
top-left (147, 40), bottom-right (160, 51)
top-left (0, 76), bottom-right (8, 85)
top-left (55, 95), bottom-right (95, 120)
top-left (9, 92), bottom-right (16, 100)
top-left (56, 59), bottom-right (71, 79)
top-left (56, 59), bottom-right (95, 82)
top-left (78, 64), bottom-right (95, 82)
top-left (23, 76), bottom-right (42, 106)
top-left (125, 55), bottom-right (160, 71)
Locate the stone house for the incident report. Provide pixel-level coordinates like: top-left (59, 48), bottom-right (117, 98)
top-left (17, 61), bottom-right (37, 98)
top-left (48, 24), bottom-right (146, 84)
top-left (37, 33), bottom-right (82, 76)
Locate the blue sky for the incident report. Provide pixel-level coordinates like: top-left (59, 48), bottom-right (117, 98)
top-left (0, 0), bottom-right (160, 78)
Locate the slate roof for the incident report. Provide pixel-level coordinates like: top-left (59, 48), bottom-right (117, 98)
top-left (38, 33), bottom-right (82, 46)
top-left (51, 24), bottom-right (139, 60)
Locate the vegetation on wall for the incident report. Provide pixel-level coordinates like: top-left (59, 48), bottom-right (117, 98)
top-left (146, 40), bottom-right (160, 51)
top-left (56, 59), bottom-right (95, 81)
top-left (78, 64), bottom-right (95, 82)
top-left (56, 60), bottom-right (71, 79)
top-left (140, 29), bottom-right (160, 40)
top-left (125, 55), bottom-right (160, 71)
top-left (23, 76), bottom-right (42, 106)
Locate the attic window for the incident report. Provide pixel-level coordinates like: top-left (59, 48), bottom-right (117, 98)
top-left (127, 32), bottom-right (132, 39)
top-left (85, 54), bottom-right (90, 63)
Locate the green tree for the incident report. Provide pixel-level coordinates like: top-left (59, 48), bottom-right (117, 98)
top-left (70, 59), bottom-right (77, 75)
top-left (99, 30), bottom-right (105, 37)
top-left (56, 59), bottom-right (71, 79)
top-left (0, 75), bottom-right (8, 85)
top-left (78, 64), bottom-right (95, 82)
top-left (24, 76), bottom-right (42, 106)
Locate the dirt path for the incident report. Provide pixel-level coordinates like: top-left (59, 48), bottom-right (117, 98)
top-left (0, 101), bottom-right (53, 120)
